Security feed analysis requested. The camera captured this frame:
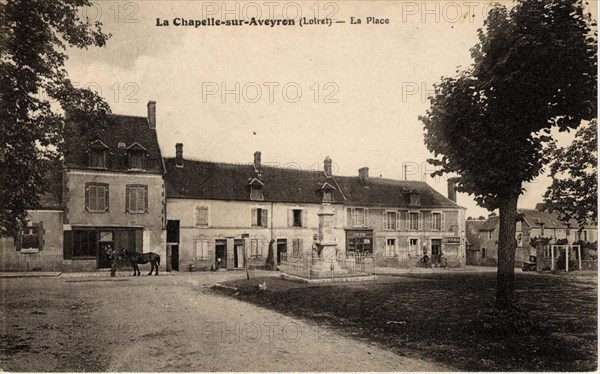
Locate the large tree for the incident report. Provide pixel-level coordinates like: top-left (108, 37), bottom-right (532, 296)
top-left (421, 0), bottom-right (596, 308)
top-left (0, 0), bottom-right (112, 237)
top-left (544, 119), bottom-right (597, 227)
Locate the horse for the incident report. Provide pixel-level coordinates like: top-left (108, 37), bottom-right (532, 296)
top-left (121, 248), bottom-right (160, 276)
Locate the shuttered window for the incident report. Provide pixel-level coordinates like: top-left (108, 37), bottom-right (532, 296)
top-left (347, 208), bottom-right (369, 227)
top-left (251, 208), bottom-right (269, 228)
top-left (196, 206), bottom-right (209, 226)
top-left (126, 185), bottom-right (148, 213)
top-left (431, 212), bottom-right (445, 231)
top-left (85, 183), bottom-right (109, 212)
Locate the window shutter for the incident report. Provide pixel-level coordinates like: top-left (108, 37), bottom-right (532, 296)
top-left (63, 231), bottom-right (73, 259)
top-left (104, 185), bottom-right (110, 212)
top-left (85, 184), bottom-right (90, 211)
top-left (418, 212), bottom-right (423, 231)
top-left (261, 209), bottom-right (268, 228)
top-left (287, 209), bottom-right (293, 227)
top-left (396, 211), bottom-right (400, 231)
top-left (430, 212), bottom-right (434, 230)
top-left (406, 212), bottom-right (410, 230)
top-left (350, 208), bottom-right (356, 226)
top-left (125, 185), bottom-right (130, 212)
top-left (143, 185), bottom-right (148, 213)
top-left (364, 208), bottom-right (369, 227)
top-left (298, 238), bottom-right (304, 254)
top-left (382, 211), bottom-right (387, 229)
top-left (302, 210), bottom-right (308, 228)
top-left (251, 208), bottom-right (257, 227)
top-left (441, 212), bottom-right (446, 231)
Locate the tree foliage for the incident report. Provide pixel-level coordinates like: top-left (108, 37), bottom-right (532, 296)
top-left (420, 0), bottom-right (596, 308)
top-left (544, 119), bottom-right (597, 226)
top-left (0, 0), bottom-right (112, 236)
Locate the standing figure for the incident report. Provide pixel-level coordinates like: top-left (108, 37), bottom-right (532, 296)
top-left (106, 245), bottom-right (117, 277)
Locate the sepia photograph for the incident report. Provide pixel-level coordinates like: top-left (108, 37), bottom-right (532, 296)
top-left (0, 0), bottom-right (597, 371)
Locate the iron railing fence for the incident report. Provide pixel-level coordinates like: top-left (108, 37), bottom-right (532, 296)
top-left (279, 252), bottom-right (374, 279)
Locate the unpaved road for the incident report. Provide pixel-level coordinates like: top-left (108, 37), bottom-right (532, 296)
top-left (0, 271), bottom-right (450, 372)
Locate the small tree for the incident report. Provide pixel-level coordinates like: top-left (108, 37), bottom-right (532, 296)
top-left (544, 119), bottom-right (597, 227)
top-left (421, 0), bottom-right (596, 308)
top-left (0, 1), bottom-right (112, 237)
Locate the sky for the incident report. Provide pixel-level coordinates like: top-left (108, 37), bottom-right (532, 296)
top-left (63, 0), bottom-right (597, 218)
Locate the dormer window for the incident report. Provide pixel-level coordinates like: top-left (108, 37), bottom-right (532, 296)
top-left (319, 182), bottom-right (336, 203)
top-left (88, 140), bottom-right (108, 169)
top-left (248, 178), bottom-right (264, 201)
top-left (410, 192), bottom-right (420, 206)
top-left (127, 143), bottom-right (147, 171)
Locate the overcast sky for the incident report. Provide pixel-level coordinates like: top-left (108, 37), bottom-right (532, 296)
top-left (63, 0), bottom-right (596, 218)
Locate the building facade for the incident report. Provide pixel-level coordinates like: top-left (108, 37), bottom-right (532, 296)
top-left (471, 205), bottom-right (598, 267)
top-left (164, 147), bottom-right (467, 271)
top-left (1, 101), bottom-right (167, 272)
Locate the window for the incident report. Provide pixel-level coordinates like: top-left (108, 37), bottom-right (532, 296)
top-left (250, 239), bottom-right (262, 258)
top-left (85, 183), bottom-right (109, 212)
top-left (384, 211), bottom-right (397, 231)
top-left (481, 248), bottom-right (486, 258)
top-left (488, 230), bottom-right (493, 239)
top-left (410, 193), bottom-right (420, 206)
top-left (431, 212), bottom-right (444, 231)
top-left (250, 186), bottom-right (264, 201)
top-left (196, 206), bottom-right (209, 227)
top-left (17, 224), bottom-right (43, 252)
top-left (408, 238), bottom-right (419, 257)
top-left (322, 190), bottom-right (333, 203)
top-left (408, 212), bottom-right (420, 231)
top-left (90, 149), bottom-right (106, 168)
top-left (385, 238), bottom-right (396, 257)
top-left (73, 230), bottom-right (98, 258)
top-left (126, 185), bottom-right (148, 213)
top-left (292, 238), bottom-right (303, 256)
top-left (195, 240), bottom-right (209, 260)
top-left (291, 209), bottom-right (303, 228)
top-left (128, 151), bottom-right (146, 170)
top-left (252, 208), bottom-right (268, 228)
top-left (347, 208), bottom-right (368, 227)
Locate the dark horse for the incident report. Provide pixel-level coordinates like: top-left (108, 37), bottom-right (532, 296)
top-left (122, 248), bottom-right (160, 276)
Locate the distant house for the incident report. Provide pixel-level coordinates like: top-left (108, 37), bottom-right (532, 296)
top-left (465, 219), bottom-right (485, 265)
top-left (471, 204), bottom-right (598, 267)
top-left (164, 146), bottom-right (467, 271)
top-left (0, 101), bottom-right (166, 272)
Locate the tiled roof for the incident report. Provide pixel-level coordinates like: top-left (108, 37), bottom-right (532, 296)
top-left (480, 215), bottom-right (499, 231)
top-left (65, 114), bottom-right (164, 174)
top-left (164, 158), bottom-right (462, 208)
top-left (519, 209), bottom-right (580, 229)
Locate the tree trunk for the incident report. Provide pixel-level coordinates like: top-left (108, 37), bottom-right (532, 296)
top-left (496, 192), bottom-right (519, 309)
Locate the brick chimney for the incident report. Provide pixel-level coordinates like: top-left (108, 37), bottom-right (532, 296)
top-left (254, 151), bottom-right (261, 173)
top-left (359, 167), bottom-right (369, 181)
top-left (447, 178), bottom-right (457, 203)
top-left (324, 156), bottom-right (332, 177)
top-left (175, 143), bottom-right (183, 168)
top-left (147, 100), bottom-right (156, 129)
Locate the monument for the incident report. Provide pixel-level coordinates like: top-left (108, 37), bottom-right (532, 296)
top-left (310, 203), bottom-right (348, 277)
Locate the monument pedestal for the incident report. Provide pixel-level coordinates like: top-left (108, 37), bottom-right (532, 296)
top-left (310, 240), bottom-right (348, 278)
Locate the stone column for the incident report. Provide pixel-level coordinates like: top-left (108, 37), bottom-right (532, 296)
top-left (311, 204), bottom-right (347, 277)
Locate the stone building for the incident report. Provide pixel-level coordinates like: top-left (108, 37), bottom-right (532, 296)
top-left (0, 101), bottom-right (167, 272)
top-left (470, 204), bottom-right (597, 267)
top-left (164, 146), bottom-right (466, 271)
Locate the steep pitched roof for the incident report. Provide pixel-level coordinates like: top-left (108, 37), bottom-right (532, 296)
top-left (65, 114), bottom-right (164, 174)
top-left (480, 215), bottom-right (499, 231)
top-left (164, 158), bottom-right (462, 208)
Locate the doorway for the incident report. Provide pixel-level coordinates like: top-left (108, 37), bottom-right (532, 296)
top-left (277, 239), bottom-right (287, 264)
top-left (98, 231), bottom-right (114, 269)
top-left (167, 220), bottom-right (180, 271)
top-left (215, 240), bottom-right (227, 269)
top-left (431, 239), bottom-right (442, 265)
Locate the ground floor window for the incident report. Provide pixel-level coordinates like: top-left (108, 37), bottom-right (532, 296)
top-left (482, 248), bottom-right (486, 258)
top-left (346, 230), bottom-right (373, 254)
top-left (250, 238), bottom-right (262, 258)
top-left (385, 238), bottom-right (396, 257)
top-left (292, 238), bottom-right (303, 257)
top-left (65, 228), bottom-right (142, 268)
